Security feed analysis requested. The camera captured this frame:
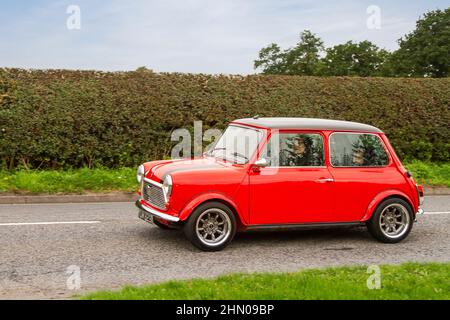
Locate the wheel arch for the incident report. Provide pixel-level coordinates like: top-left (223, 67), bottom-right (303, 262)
top-left (178, 192), bottom-right (246, 228)
top-left (362, 190), bottom-right (415, 222)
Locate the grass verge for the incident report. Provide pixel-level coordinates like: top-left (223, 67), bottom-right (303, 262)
top-left (0, 167), bottom-right (136, 193)
top-left (0, 161), bottom-right (448, 194)
top-left (82, 262), bottom-right (450, 300)
top-left (404, 161), bottom-right (450, 188)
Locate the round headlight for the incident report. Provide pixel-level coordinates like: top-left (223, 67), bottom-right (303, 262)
top-left (136, 165), bottom-right (145, 183)
top-left (162, 175), bottom-right (173, 200)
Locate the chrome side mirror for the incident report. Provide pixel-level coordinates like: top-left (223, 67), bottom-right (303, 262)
top-left (254, 158), bottom-right (269, 168)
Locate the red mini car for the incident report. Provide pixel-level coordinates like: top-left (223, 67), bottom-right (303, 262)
top-left (136, 118), bottom-right (424, 251)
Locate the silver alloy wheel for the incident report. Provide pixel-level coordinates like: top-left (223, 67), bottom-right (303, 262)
top-left (195, 208), bottom-right (232, 247)
top-left (379, 203), bottom-right (410, 239)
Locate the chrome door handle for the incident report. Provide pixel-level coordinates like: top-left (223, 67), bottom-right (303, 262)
top-left (316, 178), bottom-right (334, 183)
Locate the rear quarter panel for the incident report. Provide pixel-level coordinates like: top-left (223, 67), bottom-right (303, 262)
top-left (380, 134), bottom-right (420, 210)
top-left (327, 132), bottom-right (417, 221)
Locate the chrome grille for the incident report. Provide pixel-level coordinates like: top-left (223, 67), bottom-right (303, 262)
top-left (142, 181), bottom-right (166, 209)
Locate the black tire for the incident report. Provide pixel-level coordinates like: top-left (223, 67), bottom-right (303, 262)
top-left (367, 197), bottom-right (414, 243)
top-left (153, 218), bottom-right (174, 230)
top-left (183, 201), bottom-right (236, 251)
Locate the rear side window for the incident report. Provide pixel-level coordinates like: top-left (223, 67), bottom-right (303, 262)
top-left (330, 133), bottom-right (389, 167)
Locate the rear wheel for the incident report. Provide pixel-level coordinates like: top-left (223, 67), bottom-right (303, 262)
top-left (367, 198), bottom-right (413, 243)
top-left (183, 201), bottom-right (236, 251)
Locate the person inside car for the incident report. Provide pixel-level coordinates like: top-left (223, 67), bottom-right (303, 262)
top-left (352, 148), bottom-right (366, 166)
top-left (281, 136), bottom-right (313, 167)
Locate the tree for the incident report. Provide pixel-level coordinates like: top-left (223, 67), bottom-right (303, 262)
top-left (254, 30), bottom-right (324, 75)
top-left (389, 8), bottom-right (450, 77)
top-left (135, 66), bottom-right (155, 74)
top-left (254, 7), bottom-right (450, 78)
top-left (253, 43), bottom-right (286, 74)
top-left (320, 41), bottom-right (390, 76)
top-left (283, 30), bottom-right (324, 75)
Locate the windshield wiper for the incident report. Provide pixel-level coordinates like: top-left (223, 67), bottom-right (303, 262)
top-left (209, 149), bottom-right (248, 164)
top-left (208, 147), bottom-right (226, 155)
top-left (231, 152), bottom-right (248, 161)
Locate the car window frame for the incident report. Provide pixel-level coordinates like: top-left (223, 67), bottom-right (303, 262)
top-left (210, 124), bottom-right (264, 165)
top-left (328, 131), bottom-right (391, 168)
top-left (259, 130), bottom-right (327, 168)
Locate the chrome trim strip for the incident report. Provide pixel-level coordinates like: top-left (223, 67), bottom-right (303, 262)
top-left (136, 200), bottom-right (180, 222)
top-left (144, 177), bottom-right (163, 187)
top-left (162, 190), bottom-right (168, 204)
top-left (316, 178), bottom-right (334, 183)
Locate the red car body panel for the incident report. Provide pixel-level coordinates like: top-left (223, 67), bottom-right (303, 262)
top-left (140, 121), bottom-right (421, 228)
top-left (361, 189), bottom-right (415, 222)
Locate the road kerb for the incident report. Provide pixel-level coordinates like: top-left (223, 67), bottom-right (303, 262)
top-left (0, 186), bottom-right (448, 204)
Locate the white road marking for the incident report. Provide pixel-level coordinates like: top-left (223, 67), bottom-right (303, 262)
top-left (423, 211), bottom-right (450, 215)
top-left (0, 221), bottom-right (101, 226)
top-left (0, 211), bottom-right (447, 226)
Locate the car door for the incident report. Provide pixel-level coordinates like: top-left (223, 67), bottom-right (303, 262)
top-left (327, 132), bottom-right (394, 222)
top-left (249, 130), bottom-right (335, 225)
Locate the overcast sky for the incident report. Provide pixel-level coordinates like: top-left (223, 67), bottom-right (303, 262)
top-left (0, 0), bottom-right (448, 74)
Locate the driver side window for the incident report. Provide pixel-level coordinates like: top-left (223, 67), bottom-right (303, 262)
top-left (261, 133), bottom-right (325, 167)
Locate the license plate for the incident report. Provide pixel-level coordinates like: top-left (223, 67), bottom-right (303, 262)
top-left (138, 209), bottom-right (154, 225)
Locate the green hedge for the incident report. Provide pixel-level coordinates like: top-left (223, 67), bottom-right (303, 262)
top-left (0, 68), bottom-right (449, 169)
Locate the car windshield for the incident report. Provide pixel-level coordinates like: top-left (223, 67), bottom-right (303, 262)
top-left (207, 125), bottom-right (263, 164)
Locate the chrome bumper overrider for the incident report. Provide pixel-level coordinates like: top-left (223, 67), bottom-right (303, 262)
top-left (135, 200), bottom-right (180, 222)
top-left (414, 208), bottom-right (424, 222)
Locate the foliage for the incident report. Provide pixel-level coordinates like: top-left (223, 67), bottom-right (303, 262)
top-left (82, 262), bottom-right (450, 300)
top-left (0, 167), bottom-right (136, 193)
top-left (284, 30), bottom-right (324, 75)
top-left (404, 161), bottom-right (450, 188)
top-left (254, 35), bottom-right (389, 77)
top-left (253, 43), bottom-right (286, 75)
top-left (321, 41), bottom-right (390, 77)
top-left (254, 8), bottom-right (450, 78)
top-left (388, 8), bottom-right (450, 77)
top-left (254, 30), bottom-right (324, 75)
top-left (0, 68), bottom-right (449, 170)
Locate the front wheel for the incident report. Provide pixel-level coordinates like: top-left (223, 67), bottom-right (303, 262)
top-left (183, 201), bottom-right (236, 251)
top-left (367, 197), bottom-right (414, 243)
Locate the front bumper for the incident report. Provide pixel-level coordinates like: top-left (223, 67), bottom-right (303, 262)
top-left (135, 200), bottom-right (180, 222)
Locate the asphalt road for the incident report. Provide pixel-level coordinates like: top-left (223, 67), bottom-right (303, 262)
top-left (0, 196), bottom-right (449, 299)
